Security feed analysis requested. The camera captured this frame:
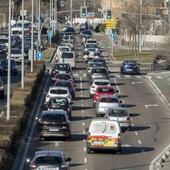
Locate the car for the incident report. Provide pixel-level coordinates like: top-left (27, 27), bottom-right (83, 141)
top-left (63, 26), bottom-right (75, 34)
top-left (93, 86), bottom-right (118, 105)
top-left (54, 80), bottom-right (75, 99)
top-left (58, 51), bottom-right (76, 68)
top-left (95, 96), bottom-right (122, 117)
top-left (0, 59), bottom-right (18, 76)
top-left (120, 60), bottom-right (140, 75)
top-left (36, 110), bottom-right (71, 140)
top-left (85, 38), bottom-right (97, 46)
top-left (89, 79), bottom-right (111, 97)
top-left (9, 48), bottom-right (27, 62)
top-left (26, 150), bottom-right (71, 169)
top-left (80, 30), bottom-right (92, 41)
top-left (87, 62), bottom-right (104, 74)
top-left (86, 119), bottom-right (121, 154)
top-left (0, 77), bottom-right (4, 99)
top-left (45, 86), bottom-right (72, 104)
top-left (83, 43), bottom-right (100, 62)
top-left (52, 73), bottom-right (74, 84)
top-left (62, 35), bottom-right (74, 44)
top-left (105, 107), bottom-right (131, 132)
top-left (51, 63), bottom-right (73, 84)
top-left (56, 45), bottom-right (71, 58)
top-left (91, 58), bottom-right (108, 68)
top-left (0, 44), bottom-right (7, 54)
top-left (88, 67), bottom-right (110, 84)
top-left (46, 97), bottom-right (72, 119)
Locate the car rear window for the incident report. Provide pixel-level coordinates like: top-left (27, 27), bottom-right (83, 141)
top-left (90, 122), bottom-right (119, 134)
top-left (61, 53), bottom-right (74, 58)
top-left (55, 64), bottom-right (69, 70)
top-left (97, 88), bottom-right (114, 93)
top-left (95, 81), bottom-right (109, 86)
top-left (50, 89), bottom-right (67, 95)
top-left (92, 68), bottom-right (107, 74)
top-left (55, 81), bottom-right (72, 88)
top-left (57, 74), bottom-right (71, 80)
top-left (100, 98), bottom-right (118, 103)
top-left (60, 47), bottom-right (70, 52)
top-left (35, 156), bottom-right (63, 165)
top-left (42, 114), bottom-right (66, 122)
top-left (109, 109), bottom-right (128, 117)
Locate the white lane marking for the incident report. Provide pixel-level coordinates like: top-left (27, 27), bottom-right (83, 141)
top-left (73, 73), bottom-right (78, 77)
top-left (113, 78), bottom-right (121, 94)
top-left (82, 103), bottom-right (84, 107)
top-left (132, 81), bottom-right (143, 85)
top-left (122, 144), bottom-right (131, 147)
top-left (124, 75), bottom-right (131, 78)
top-left (55, 142), bottom-right (59, 147)
top-left (135, 131), bottom-right (138, 136)
top-left (83, 130), bottom-right (86, 134)
top-left (80, 71), bottom-right (82, 74)
top-left (81, 94), bottom-right (83, 97)
top-left (82, 122), bottom-right (85, 126)
top-left (0, 110), bottom-right (4, 118)
top-left (83, 74), bottom-right (87, 77)
top-left (155, 76), bottom-right (162, 79)
top-left (131, 124), bottom-right (135, 127)
top-left (84, 157), bottom-right (88, 163)
top-left (82, 110), bottom-right (85, 113)
top-left (83, 139), bottom-right (86, 143)
top-left (145, 104), bottom-right (158, 109)
top-left (80, 77), bottom-right (83, 90)
top-left (83, 147), bottom-right (86, 152)
top-left (138, 139), bottom-right (142, 145)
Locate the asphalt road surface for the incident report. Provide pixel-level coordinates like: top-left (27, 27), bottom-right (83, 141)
top-left (11, 34), bottom-right (170, 170)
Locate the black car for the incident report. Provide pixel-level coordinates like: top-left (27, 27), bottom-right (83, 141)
top-left (63, 27), bottom-right (75, 34)
top-left (54, 80), bottom-right (75, 99)
top-left (0, 59), bottom-right (18, 75)
top-left (47, 96), bottom-right (72, 119)
top-left (36, 110), bottom-right (71, 140)
top-left (91, 58), bottom-right (108, 68)
top-left (80, 30), bottom-right (92, 39)
top-left (0, 44), bottom-right (7, 54)
top-left (120, 60), bottom-right (140, 75)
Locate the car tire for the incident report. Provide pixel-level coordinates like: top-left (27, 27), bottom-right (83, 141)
top-left (87, 146), bottom-right (92, 154)
top-left (116, 148), bottom-right (122, 154)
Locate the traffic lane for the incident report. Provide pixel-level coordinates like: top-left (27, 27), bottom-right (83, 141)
top-left (113, 76), bottom-right (170, 169)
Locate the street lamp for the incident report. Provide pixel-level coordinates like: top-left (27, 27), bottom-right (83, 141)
top-left (7, 0), bottom-right (12, 120)
top-left (21, 0), bottom-right (24, 89)
top-left (139, 0), bottom-right (142, 53)
top-left (31, 0), bottom-right (34, 73)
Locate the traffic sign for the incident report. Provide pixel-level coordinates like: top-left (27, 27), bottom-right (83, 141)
top-left (105, 17), bottom-right (117, 28)
top-left (47, 30), bottom-right (53, 38)
top-left (36, 51), bottom-right (44, 60)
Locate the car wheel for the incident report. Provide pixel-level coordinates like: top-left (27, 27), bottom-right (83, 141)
top-left (87, 146), bottom-right (92, 154)
top-left (116, 148), bottom-right (122, 154)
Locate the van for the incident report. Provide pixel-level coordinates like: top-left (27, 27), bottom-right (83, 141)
top-left (87, 119), bottom-right (121, 154)
top-left (59, 51), bottom-right (76, 68)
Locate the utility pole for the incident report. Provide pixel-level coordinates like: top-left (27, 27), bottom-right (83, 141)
top-left (38, 0), bottom-right (41, 51)
top-left (70, 0), bottom-right (73, 27)
top-left (21, 0), bottom-right (24, 89)
top-left (168, 0), bottom-right (170, 30)
top-left (7, 0), bottom-right (12, 120)
top-left (31, 0), bottom-right (34, 73)
top-left (139, 0), bottom-right (142, 53)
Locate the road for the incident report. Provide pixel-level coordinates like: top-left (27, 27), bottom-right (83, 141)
top-left (11, 33), bottom-right (170, 170)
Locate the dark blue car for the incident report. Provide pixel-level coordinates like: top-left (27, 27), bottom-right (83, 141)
top-left (120, 60), bottom-right (140, 75)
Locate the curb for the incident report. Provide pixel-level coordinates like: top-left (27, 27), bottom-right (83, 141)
top-left (146, 76), bottom-right (170, 170)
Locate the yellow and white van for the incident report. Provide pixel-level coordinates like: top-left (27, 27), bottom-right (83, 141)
top-left (87, 119), bottom-right (121, 154)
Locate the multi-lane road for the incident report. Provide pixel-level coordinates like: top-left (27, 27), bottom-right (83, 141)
top-left (11, 33), bottom-right (170, 170)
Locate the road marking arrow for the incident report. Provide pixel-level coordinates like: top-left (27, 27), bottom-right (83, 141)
top-left (145, 104), bottom-right (158, 109)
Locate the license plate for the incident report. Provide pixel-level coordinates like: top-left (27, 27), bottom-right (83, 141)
top-left (49, 128), bottom-right (59, 132)
top-left (92, 141), bottom-right (103, 145)
top-left (38, 168), bottom-right (59, 170)
top-left (126, 69), bottom-right (132, 71)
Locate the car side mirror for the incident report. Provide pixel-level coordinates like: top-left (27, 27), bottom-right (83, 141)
top-left (65, 157), bottom-right (72, 162)
top-left (120, 100), bottom-right (123, 103)
top-left (35, 117), bottom-right (39, 121)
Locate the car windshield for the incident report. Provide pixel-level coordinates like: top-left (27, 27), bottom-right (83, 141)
top-left (1, 60), bottom-right (16, 66)
top-left (90, 122), bottom-right (118, 134)
top-left (95, 81), bottom-right (109, 86)
top-left (108, 109), bottom-right (128, 117)
top-left (35, 156), bottom-right (63, 165)
top-left (60, 47), bottom-right (70, 52)
top-left (57, 74), bottom-right (71, 80)
top-left (0, 39), bottom-right (8, 43)
top-left (55, 81), bottom-right (72, 88)
top-left (100, 97), bottom-right (118, 103)
top-left (92, 68), bottom-right (107, 74)
top-left (61, 53), bottom-right (74, 59)
top-left (50, 89), bottom-right (67, 95)
top-left (89, 63), bottom-right (103, 67)
top-left (42, 114), bottom-right (66, 122)
top-left (86, 44), bottom-right (97, 48)
top-left (93, 59), bottom-right (105, 64)
top-left (11, 49), bottom-right (21, 54)
top-left (82, 30), bottom-right (91, 35)
top-left (97, 88), bottom-right (114, 93)
top-left (49, 98), bottom-right (68, 108)
top-left (124, 61), bottom-right (137, 66)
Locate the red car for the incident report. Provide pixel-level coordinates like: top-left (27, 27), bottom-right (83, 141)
top-left (92, 86), bottom-right (118, 105)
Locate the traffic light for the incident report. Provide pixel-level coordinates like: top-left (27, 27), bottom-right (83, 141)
top-left (106, 10), bottom-right (112, 19)
top-left (80, 6), bottom-right (87, 17)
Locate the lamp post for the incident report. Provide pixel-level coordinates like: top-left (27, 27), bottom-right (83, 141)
top-left (70, 0), bottom-right (73, 27)
top-left (31, 0), bottom-right (34, 72)
top-left (38, 0), bottom-right (41, 52)
top-left (21, 0), bottom-right (24, 89)
top-left (7, 0), bottom-right (12, 120)
top-left (139, 0), bottom-right (142, 53)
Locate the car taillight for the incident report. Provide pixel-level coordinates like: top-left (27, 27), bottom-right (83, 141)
top-left (68, 108), bottom-right (70, 112)
top-left (127, 117), bottom-right (131, 121)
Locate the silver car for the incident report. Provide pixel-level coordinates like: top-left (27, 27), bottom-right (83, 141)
top-left (105, 107), bottom-right (131, 132)
top-left (95, 96), bottom-right (122, 117)
top-left (26, 150), bottom-right (71, 170)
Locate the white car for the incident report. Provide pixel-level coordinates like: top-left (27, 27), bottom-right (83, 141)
top-left (56, 45), bottom-right (71, 56)
top-left (8, 48), bottom-right (27, 62)
top-left (89, 79), bottom-right (111, 97)
top-left (45, 86), bottom-right (72, 104)
top-left (87, 119), bottom-right (121, 154)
